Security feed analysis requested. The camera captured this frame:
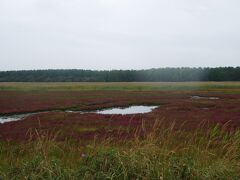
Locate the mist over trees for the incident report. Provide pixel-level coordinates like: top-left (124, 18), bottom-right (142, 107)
top-left (0, 67), bottom-right (239, 82)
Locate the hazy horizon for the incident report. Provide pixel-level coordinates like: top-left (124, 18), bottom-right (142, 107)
top-left (1, 0), bottom-right (240, 71)
top-left (1, 66), bottom-right (240, 73)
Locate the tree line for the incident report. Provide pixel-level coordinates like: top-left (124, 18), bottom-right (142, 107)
top-left (0, 67), bottom-right (239, 82)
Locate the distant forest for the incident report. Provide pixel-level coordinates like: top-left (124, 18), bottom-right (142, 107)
top-left (0, 67), bottom-right (239, 82)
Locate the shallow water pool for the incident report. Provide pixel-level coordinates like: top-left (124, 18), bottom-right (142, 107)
top-left (96, 105), bottom-right (158, 115)
top-left (0, 113), bottom-right (35, 124)
top-left (0, 105), bottom-right (158, 124)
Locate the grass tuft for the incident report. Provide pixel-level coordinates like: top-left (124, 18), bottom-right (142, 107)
top-left (0, 120), bottom-right (240, 179)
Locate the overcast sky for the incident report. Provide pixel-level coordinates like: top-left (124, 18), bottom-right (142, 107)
top-left (0, 0), bottom-right (239, 70)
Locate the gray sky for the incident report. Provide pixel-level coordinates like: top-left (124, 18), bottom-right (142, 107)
top-left (0, 0), bottom-right (239, 70)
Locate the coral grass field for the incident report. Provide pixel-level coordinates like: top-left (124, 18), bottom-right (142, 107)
top-left (0, 82), bottom-right (239, 141)
top-left (0, 82), bottom-right (240, 179)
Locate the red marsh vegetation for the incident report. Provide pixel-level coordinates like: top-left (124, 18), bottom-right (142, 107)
top-left (0, 87), bottom-right (239, 141)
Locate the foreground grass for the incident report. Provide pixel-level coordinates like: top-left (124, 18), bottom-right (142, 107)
top-left (0, 122), bottom-right (240, 179)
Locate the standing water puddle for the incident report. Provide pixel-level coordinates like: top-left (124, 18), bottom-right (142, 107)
top-left (0, 113), bottom-right (36, 124)
top-left (191, 96), bottom-right (220, 100)
top-left (96, 105), bottom-right (158, 115)
top-left (0, 105), bottom-right (158, 124)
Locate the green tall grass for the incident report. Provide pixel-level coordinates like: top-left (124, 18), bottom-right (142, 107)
top-left (1, 82), bottom-right (240, 93)
top-left (0, 121), bottom-right (240, 179)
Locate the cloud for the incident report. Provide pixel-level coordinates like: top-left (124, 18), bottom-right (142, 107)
top-left (0, 0), bottom-right (239, 70)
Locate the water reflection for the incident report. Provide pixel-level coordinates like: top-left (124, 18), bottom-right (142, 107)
top-left (0, 105), bottom-right (159, 124)
top-left (96, 105), bottom-right (158, 115)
